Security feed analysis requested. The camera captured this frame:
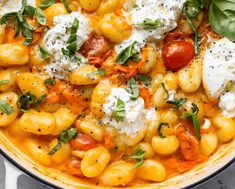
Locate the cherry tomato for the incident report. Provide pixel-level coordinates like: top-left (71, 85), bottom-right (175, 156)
top-left (67, 157), bottom-right (83, 177)
top-left (70, 133), bottom-right (96, 151)
top-left (162, 41), bottom-right (195, 71)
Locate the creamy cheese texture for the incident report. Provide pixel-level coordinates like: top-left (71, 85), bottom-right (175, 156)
top-left (43, 12), bottom-right (90, 79)
top-left (0, 0), bottom-right (35, 15)
top-left (102, 87), bottom-right (156, 136)
top-left (203, 38), bottom-right (235, 117)
top-left (116, 0), bottom-right (186, 52)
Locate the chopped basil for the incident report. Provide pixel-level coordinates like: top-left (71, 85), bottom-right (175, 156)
top-left (39, 0), bottom-right (55, 9)
top-left (112, 98), bottom-right (126, 122)
top-left (0, 80), bottom-right (10, 86)
top-left (0, 100), bottom-right (14, 115)
top-left (24, 6), bottom-right (36, 17)
top-left (38, 45), bottom-right (50, 59)
top-left (167, 98), bottom-right (188, 109)
top-left (20, 0), bottom-right (27, 13)
top-left (34, 94), bottom-right (47, 108)
top-left (158, 122), bottom-right (169, 138)
top-left (44, 78), bottom-right (55, 85)
top-left (61, 18), bottom-right (80, 60)
top-left (135, 75), bottom-right (152, 87)
top-left (183, 0), bottom-right (203, 55)
top-left (62, 0), bottom-right (72, 13)
top-left (87, 68), bottom-right (106, 79)
top-left (115, 41), bottom-right (140, 65)
top-left (48, 127), bottom-right (78, 155)
top-left (129, 147), bottom-right (146, 168)
top-left (181, 103), bottom-right (201, 139)
top-left (18, 92), bottom-right (46, 112)
top-left (161, 83), bottom-right (169, 99)
top-left (126, 78), bottom-right (139, 100)
top-left (136, 18), bottom-right (161, 28)
top-left (35, 7), bottom-right (47, 25)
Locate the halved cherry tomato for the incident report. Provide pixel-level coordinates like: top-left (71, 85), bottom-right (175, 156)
top-left (66, 157), bottom-right (83, 177)
top-left (162, 41), bottom-right (195, 71)
top-left (70, 134), bottom-right (96, 151)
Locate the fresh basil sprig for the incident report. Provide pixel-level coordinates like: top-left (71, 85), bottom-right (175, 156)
top-left (0, 100), bottom-right (14, 115)
top-left (209, 0), bottom-right (235, 41)
top-left (183, 0), bottom-right (202, 55)
top-left (158, 122), bottom-right (169, 138)
top-left (135, 75), bottom-right (152, 87)
top-left (44, 78), bottom-right (55, 85)
top-left (116, 41), bottom-right (140, 65)
top-left (161, 83), bottom-right (169, 99)
top-left (136, 18), bottom-right (161, 28)
top-left (38, 45), bottom-right (50, 59)
top-left (112, 98), bottom-right (126, 122)
top-left (61, 18), bottom-right (80, 61)
top-left (35, 7), bottom-right (47, 25)
top-left (48, 127), bottom-right (78, 155)
top-left (87, 68), bottom-right (106, 79)
top-left (39, 0), bottom-right (55, 9)
top-left (167, 98), bottom-right (188, 109)
top-left (181, 103), bottom-right (200, 139)
top-left (129, 147), bottom-right (146, 168)
top-left (126, 78), bottom-right (139, 100)
top-left (18, 92), bottom-right (47, 112)
top-left (62, 0), bottom-right (72, 13)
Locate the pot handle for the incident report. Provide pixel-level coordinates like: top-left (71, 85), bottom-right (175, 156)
top-left (4, 159), bottom-right (22, 189)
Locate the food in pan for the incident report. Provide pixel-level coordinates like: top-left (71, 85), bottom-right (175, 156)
top-left (0, 0), bottom-right (234, 187)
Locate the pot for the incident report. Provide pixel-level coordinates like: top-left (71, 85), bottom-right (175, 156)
top-left (0, 130), bottom-right (234, 189)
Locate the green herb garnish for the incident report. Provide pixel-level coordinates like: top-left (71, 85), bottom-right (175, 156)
top-left (161, 83), bottom-right (169, 99)
top-left (126, 78), bottom-right (139, 100)
top-left (129, 147), bottom-right (146, 168)
top-left (136, 18), bottom-right (161, 28)
top-left (181, 103), bottom-right (201, 139)
top-left (116, 41), bottom-right (140, 65)
top-left (158, 122), bottom-right (169, 138)
top-left (48, 127), bottom-right (78, 155)
top-left (35, 7), bottom-right (47, 25)
top-left (167, 98), bottom-right (188, 109)
top-left (38, 45), bottom-right (50, 59)
top-left (39, 0), bottom-right (55, 9)
top-left (0, 100), bottom-right (14, 115)
top-left (112, 98), bottom-right (126, 122)
top-left (135, 75), bottom-right (152, 87)
top-left (87, 68), bottom-right (106, 79)
top-left (62, 0), bottom-right (72, 13)
top-left (0, 80), bottom-right (10, 86)
top-left (44, 78), bottom-right (55, 85)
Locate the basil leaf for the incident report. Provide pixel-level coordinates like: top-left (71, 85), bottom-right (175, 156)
top-left (158, 122), bottom-right (169, 138)
top-left (209, 0), bottom-right (235, 41)
top-left (87, 68), bottom-right (106, 79)
top-left (35, 7), bottom-right (47, 25)
top-left (38, 45), bottom-right (50, 59)
top-left (24, 6), bottom-right (36, 17)
top-left (45, 78), bottom-right (55, 85)
top-left (18, 92), bottom-right (36, 112)
top-left (161, 83), bottom-right (169, 99)
top-left (20, 0), bottom-right (27, 13)
top-left (0, 100), bottom-right (14, 115)
top-left (167, 98), bottom-right (188, 109)
top-left (112, 98), bottom-right (126, 122)
top-left (0, 12), bottom-right (18, 25)
top-left (34, 94), bottom-right (47, 108)
top-left (67, 40), bottom-right (78, 52)
top-left (116, 41), bottom-right (140, 65)
top-left (126, 78), bottom-right (139, 100)
top-left (0, 80), bottom-right (10, 86)
top-left (135, 75), bottom-right (152, 87)
top-left (181, 103), bottom-right (201, 139)
top-left (39, 0), bottom-right (55, 9)
top-left (59, 127), bottom-right (78, 143)
top-left (129, 147), bottom-right (146, 168)
top-left (136, 18), bottom-right (161, 28)
top-left (48, 142), bottom-right (61, 155)
top-left (62, 0), bottom-right (72, 13)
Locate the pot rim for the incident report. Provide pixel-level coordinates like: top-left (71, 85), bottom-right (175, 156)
top-left (0, 147), bottom-right (234, 189)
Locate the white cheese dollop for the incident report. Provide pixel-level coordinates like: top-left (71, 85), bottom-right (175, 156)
top-left (116, 0), bottom-right (186, 52)
top-left (0, 0), bottom-right (35, 15)
top-left (43, 12), bottom-right (90, 79)
top-left (102, 88), bottom-right (156, 136)
top-left (203, 38), bottom-right (235, 117)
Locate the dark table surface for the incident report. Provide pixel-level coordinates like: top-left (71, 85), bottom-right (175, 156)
top-left (0, 154), bottom-right (234, 189)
